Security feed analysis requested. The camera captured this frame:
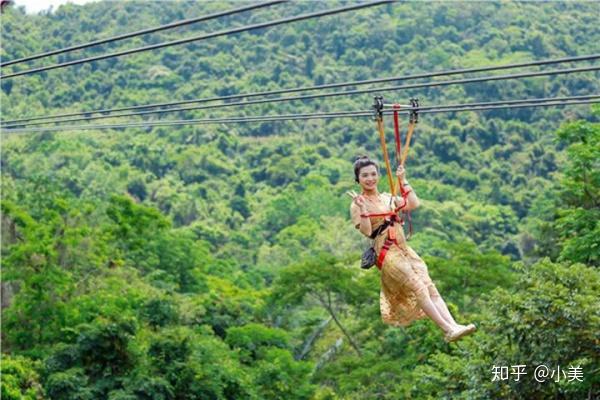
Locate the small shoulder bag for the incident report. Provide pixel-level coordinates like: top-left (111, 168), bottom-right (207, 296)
top-left (360, 220), bottom-right (391, 269)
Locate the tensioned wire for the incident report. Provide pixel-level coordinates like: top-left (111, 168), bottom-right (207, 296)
top-left (0, 1), bottom-right (287, 67)
top-left (3, 53), bottom-right (599, 126)
top-left (3, 65), bottom-right (598, 128)
top-left (2, 96), bottom-right (597, 134)
top-left (0, 0), bottom-right (392, 79)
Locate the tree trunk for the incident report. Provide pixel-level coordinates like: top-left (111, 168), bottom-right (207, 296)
top-left (320, 291), bottom-right (362, 356)
top-left (315, 337), bottom-right (344, 370)
top-left (296, 317), bottom-right (332, 360)
top-left (1, 281), bottom-right (20, 310)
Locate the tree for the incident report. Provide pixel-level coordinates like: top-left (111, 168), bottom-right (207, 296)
top-left (0, 355), bottom-right (44, 400)
top-left (1, 200), bottom-right (74, 350)
top-left (105, 195), bottom-right (208, 292)
top-left (410, 258), bottom-right (599, 399)
top-left (270, 254), bottom-right (370, 356)
top-left (554, 118), bottom-right (600, 266)
top-left (225, 323), bottom-right (291, 364)
top-left (422, 239), bottom-right (516, 308)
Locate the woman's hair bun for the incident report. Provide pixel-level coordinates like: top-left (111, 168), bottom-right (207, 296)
top-left (354, 155), bottom-right (369, 161)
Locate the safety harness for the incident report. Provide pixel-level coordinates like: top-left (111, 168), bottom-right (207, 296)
top-left (360, 97), bottom-right (419, 270)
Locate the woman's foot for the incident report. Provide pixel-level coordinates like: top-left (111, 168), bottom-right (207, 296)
top-left (456, 323), bottom-right (477, 334)
top-left (444, 323), bottom-right (476, 343)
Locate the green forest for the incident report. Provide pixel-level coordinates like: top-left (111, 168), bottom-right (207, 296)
top-left (1, 1), bottom-right (599, 399)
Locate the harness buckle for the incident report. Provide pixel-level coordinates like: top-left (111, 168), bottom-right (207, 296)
top-left (388, 227), bottom-right (397, 241)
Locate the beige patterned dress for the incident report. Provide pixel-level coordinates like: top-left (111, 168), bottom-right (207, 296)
top-left (350, 192), bottom-right (437, 327)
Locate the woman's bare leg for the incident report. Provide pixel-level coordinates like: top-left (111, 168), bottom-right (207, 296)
top-left (429, 285), bottom-right (459, 327)
top-left (416, 291), bottom-right (454, 333)
top-left (433, 296), bottom-right (459, 327)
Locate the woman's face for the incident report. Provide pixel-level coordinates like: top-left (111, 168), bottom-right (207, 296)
top-left (358, 165), bottom-right (378, 191)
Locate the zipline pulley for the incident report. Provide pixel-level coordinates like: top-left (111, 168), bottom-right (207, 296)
top-left (372, 96), bottom-right (384, 120)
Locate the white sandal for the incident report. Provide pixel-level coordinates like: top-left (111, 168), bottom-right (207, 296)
top-left (444, 323), bottom-right (476, 343)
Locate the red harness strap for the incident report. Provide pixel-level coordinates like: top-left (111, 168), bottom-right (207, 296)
top-left (392, 104), bottom-right (414, 238)
top-left (376, 239), bottom-right (394, 269)
top-left (359, 191), bottom-right (412, 270)
top-left (375, 213), bottom-right (402, 270)
top-left (392, 104), bottom-right (403, 194)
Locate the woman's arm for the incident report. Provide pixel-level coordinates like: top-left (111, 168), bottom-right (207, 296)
top-left (399, 181), bottom-right (420, 211)
top-left (394, 165), bottom-right (420, 211)
top-left (358, 205), bottom-right (373, 237)
top-left (348, 192), bottom-right (373, 237)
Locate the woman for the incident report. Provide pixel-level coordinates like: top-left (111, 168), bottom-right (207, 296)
top-left (347, 155), bottom-right (476, 342)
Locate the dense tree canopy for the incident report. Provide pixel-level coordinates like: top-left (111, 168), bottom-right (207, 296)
top-left (1, 1), bottom-right (599, 398)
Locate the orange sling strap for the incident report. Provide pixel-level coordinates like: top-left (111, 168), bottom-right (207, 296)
top-left (361, 97), bottom-right (419, 269)
top-left (401, 99), bottom-right (419, 167)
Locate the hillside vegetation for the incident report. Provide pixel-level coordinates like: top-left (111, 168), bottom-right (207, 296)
top-left (1, 2), bottom-right (599, 399)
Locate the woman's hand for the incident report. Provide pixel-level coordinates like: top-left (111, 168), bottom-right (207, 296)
top-left (346, 190), bottom-right (367, 212)
top-left (346, 190), bottom-right (373, 236)
top-left (396, 165), bottom-right (406, 181)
